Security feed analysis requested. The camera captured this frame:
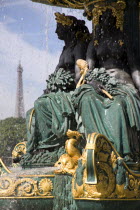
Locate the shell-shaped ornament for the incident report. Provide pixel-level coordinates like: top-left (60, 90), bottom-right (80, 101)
top-left (39, 178), bottom-right (53, 195)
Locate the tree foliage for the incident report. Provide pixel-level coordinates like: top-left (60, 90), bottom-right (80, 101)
top-left (0, 117), bottom-right (27, 165)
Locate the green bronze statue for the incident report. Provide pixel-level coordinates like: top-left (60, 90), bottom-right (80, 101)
top-left (73, 3), bottom-right (140, 161)
top-left (2, 1), bottom-right (140, 208)
top-left (20, 5), bottom-right (140, 166)
top-left (20, 13), bottom-right (90, 167)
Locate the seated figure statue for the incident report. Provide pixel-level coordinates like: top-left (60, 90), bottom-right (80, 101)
top-left (73, 8), bottom-right (140, 161)
top-left (20, 13), bottom-right (90, 167)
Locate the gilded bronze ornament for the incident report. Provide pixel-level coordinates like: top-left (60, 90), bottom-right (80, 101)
top-left (94, 39), bottom-right (99, 46)
top-left (92, 0), bottom-right (126, 31)
top-left (54, 130), bottom-right (82, 175)
top-left (12, 142), bottom-right (26, 167)
top-left (55, 12), bottom-right (73, 26)
top-left (118, 39), bottom-right (124, 46)
top-left (32, 0), bottom-right (86, 9)
top-left (72, 133), bottom-right (140, 199)
top-left (0, 2), bottom-right (140, 208)
top-left (0, 159), bottom-right (11, 176)
top-left (0, 177), bottom-right (53, 197)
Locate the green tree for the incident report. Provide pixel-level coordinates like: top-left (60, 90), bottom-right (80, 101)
top-left (0, 117), bottom-right (27, 165)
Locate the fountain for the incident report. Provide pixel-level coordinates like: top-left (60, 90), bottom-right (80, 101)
top-left (0, 0), bottom-right (140, 209)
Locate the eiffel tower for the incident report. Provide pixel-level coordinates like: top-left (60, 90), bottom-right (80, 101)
top-left (15, 62), bottom-right (25, 118)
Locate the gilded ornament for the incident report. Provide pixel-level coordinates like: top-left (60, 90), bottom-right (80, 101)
top-left (118, 39), bottom-right (124, 46)
top-left (72, 132), bottom-right (140, 199)
top-left (55, 0), bottom-right (86, 9)
top-left (12, 141), bottom-right (26, 167)
top-left (54, 130), bottom-right (82, 175)
top-left (15, 178), bottom-right (38, 197)
top-left (85, 143), bottom-right (96, 150)
top-left (0, 176), bottom-right (53, 197)
top-left (33, 0), bottom-right (91, 9)
top-left (0, 158), bottom-right (11, 175)
top-left (115, 184), bottom-right (126, 198)
top-left (38, 178), bottom-right (53, 195)
top-left (94, 40), bottom-right (99, 46)
top-left (76, 60), bottom-right (113, 99)
top-left (33, 0), bottom-right (127, 11)
top-left (76, 59), bottom-right (89, 88)
top-left (0, 177), bottom-right (15, 196)
top-left (55, 154), bottom-right (76, 175)
top-left (55, 12), bottom-right (73, 26)
top-left (84, 0), bottom-right (126, 31)
top-left (66, 129), bottom-right (82, 140)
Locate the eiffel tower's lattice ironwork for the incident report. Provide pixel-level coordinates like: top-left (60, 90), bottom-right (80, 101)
top-left (15, 63), bottom-right (25, 118)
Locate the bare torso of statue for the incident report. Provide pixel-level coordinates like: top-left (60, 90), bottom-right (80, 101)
top-left (86, 9), bottom-right (140, 91)
top-left (55, 16), bottom-right (90, 81)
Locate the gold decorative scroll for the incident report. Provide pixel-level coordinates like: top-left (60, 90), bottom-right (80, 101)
top-left (32, 0), bottom-right (86, 9)
top-left (31, 0), bottom-right (127, 10)
top-left (72, 132), bottom-right (140, 199)
top-left (32, 0), bottom-right (126, 31)
top-left (12, 141), bottom-right (26, 167)
top-left (0, 177), bottom-right (53, 197)
top-left (0, 158), bottom-right (11, 175)
top-left (92, 0), bottom-right (126, 31)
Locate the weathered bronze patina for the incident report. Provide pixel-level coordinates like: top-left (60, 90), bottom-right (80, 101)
top-left (0, 0), bottom-right (140, 209)
top-left (20, 13), bottom-right (90, 167)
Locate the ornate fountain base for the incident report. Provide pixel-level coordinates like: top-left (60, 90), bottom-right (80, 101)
top-left (1, 132), bottom-right (140, 209)
top-left (0, 171), bottom-right (140, 210)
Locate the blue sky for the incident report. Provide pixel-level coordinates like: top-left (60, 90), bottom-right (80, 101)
top-left (0, 0), bottom-right (92, 119)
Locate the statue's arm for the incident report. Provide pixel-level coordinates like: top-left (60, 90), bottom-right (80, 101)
top-left (74, 41), bottom-right (89, 82)
top-left (131, 69), bottom-right (140, 91)
top-left (55, 47), bottom-right (65, 72)
top-left (86, 40), bottom-right (97, 70)
top-left (125, 36), bottom-right (140, 91)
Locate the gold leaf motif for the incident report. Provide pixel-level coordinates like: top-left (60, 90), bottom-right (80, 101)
top-left (94, 40), bottom-right (99, 46)
top-left (118, 39), bottom-right (124, 46)
top-left (84, 0), bottom-right (126, 31)
top-left (55, 13), bottom-right (73, 26)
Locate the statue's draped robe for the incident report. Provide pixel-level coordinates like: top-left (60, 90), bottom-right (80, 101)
top-left (26, 83), bottom-right (140, 157)
top-left (26, 91), bottom-right (75, 153)
top-left (73, 84), bottom-right (140, 156)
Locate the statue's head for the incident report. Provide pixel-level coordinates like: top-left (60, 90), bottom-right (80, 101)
top-left (84, 0), bottom-right (126, 32)
top-left (55, 13), bottom-right (89, 41)
top-left (99, 9), bottom-right (116, 30)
